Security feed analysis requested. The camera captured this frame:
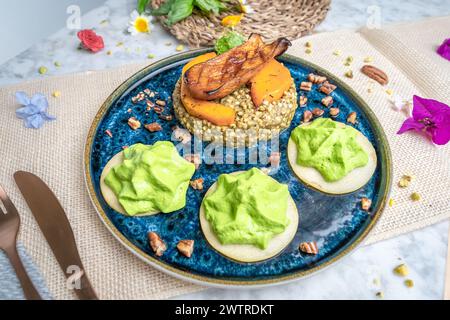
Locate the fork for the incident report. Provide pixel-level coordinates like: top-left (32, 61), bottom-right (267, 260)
top-left (0, 184), bottom-right (42, 300)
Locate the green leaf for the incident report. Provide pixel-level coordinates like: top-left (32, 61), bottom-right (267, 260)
top-left (215, 31), bottom-right (245, 55)
top-left (167, 0), bottom-right (194, 25)
top-left (194, 0), bottom-right (227, 14)
top-left (137, 0), bottom-right (150, 14)
top-left (151, 0), bottom-right (175, 16)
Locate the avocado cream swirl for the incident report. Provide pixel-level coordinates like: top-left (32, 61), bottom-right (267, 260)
top-left (202, 168), bottom-right (290, 250)
top-left (290, 118), bottom-right (369, 182)
top-left (104, 142), bottom-right (195, 215)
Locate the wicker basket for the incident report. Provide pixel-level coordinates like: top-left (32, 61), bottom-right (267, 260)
top-left (151, 0), bottom-right (331, 47)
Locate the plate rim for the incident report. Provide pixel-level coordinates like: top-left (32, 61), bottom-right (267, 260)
top-left (83, 48), bottom-right (393, 288)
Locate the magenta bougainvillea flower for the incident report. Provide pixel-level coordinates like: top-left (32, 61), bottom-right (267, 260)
top-left (397, 95), bottom-right (450, 145)
top-left (437, 38), bottom-right (450, 61)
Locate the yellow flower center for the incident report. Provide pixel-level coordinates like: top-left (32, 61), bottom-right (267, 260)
top-left (134, 17), bottom-right (149, 33)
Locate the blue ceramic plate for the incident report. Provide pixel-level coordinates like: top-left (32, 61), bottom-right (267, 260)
top-left (84, 49), bottom-right (392, 287)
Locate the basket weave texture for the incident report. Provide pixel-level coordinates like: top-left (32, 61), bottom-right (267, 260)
top-left (151, 0), bottom-right (331, 47)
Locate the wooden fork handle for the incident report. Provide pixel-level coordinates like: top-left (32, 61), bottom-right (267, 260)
top-left (4, 245), bottom-right (42, 300)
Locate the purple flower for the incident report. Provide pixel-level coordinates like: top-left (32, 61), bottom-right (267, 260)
top-left (15, 92), bottom-right (56, 129)
top-left (397, 95), bottom-right (450, 145)
top-left (437, 38), bottom-right (450, 61)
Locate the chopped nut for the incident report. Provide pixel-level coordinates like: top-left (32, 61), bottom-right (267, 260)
top-left (156, 100), bottom-right (166, 107)
top-left (307, 73), bottom-right (327, 84)
top-left (329, 107), bottom-right (340, 118)
top-left (321, 96), bottom-right (333, 107)
top-left (173, 127), bottom-right (191, 144)
top-left (52, 91), bottom-right (61, 98)
top-left (299, 96), bottom-right (308, 106)
top-left (131, 92), bottom-right (145, 104)
top-left (145, 122), bottom-right (162, 132)
top-left (319, 81), bottom-right (337, 95)
top-left (177, 240), bottom-right (194, 258)
top-left (305, 48), bottom-right (312, 54)
top-left (148, 232), bottom-right (167, 257)
top-left (344, 70), bottom-right (354, 79)
top-left (411, 192), bottom-right (421, 201)
top-left (375, 291), bottom-right (384, 299)
top-left (345, 56), bottom-right (353, 64)
top-left (300, 82), bottom-right (313, 91)
top-left (303, 110), bottom-right (313, 123)
top-left (105, 129), bottom-right (113, 138)
top-left (190, 178), bottom-right (204, 191)
top-left (386, 89), bottom-right (394, 96)
top-left (127, 117), bottom-right (141, 130)
top-left (159, 114), bottom-right (173, 121)
top-left (305, 41), bottom-right (312, 48)
top-left (176, 45), bottom-right (185, 52)
top-left (364, 56), bottom-right (374, 63)
top-left (347, 111), bottom-right (357, 124)
top-left (299, 241), bottom-right (318, 255)
top-left (106, 50), bottom-right (112, 56)
top-left (361, 197), bottom-right (372, 211)
top-left (268, 152), bottom-right (281, 168)
top-left (54, 61), bottom-right (61, 67)
top-left (398, 175), bottom-right (414, 188)
top-left (394, 264), bottom-right (409, 277)
top-left (312, 108), bottom-right (324, 118)
top-left (404, 279), bottom-right (414, 288)
top-left (361, 65), bottom-right (389, 85)
top-left (333, 50), bottom-right (341, 56)
top-left (184, 154), bottom-right (201, 169)
top-left (143, 88), bottom-right (152, 96)
top-left (127, 108), bottom-right (132, 113)
top-left (389, 198), bottom-right (395, 207)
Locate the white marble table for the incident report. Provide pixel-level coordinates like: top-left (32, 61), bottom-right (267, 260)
top-left (0, 0), bottom-right (449, 300)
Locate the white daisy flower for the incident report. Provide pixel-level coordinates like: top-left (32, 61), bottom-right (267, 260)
top-left (128, 10), bottom-right (151, 35)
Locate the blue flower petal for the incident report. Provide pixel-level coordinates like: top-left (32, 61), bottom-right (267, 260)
top-left (40, 112), bottom-right (56, 121)
top-left (24, 114), bottom-right (45, 129)
top-left (15, 91), bottom-right (30, 106)
top-left (16, 104), bottom-right (42, 119)
top-left (30, 93), bottom-right (49, 111)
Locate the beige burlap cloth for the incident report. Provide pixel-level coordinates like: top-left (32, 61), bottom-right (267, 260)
top-left (0, 17), bottom-right (449, 300)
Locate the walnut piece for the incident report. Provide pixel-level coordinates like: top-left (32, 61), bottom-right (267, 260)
top-left (361, 65), bottom-right (388, 85)
top-left (299, 241), bottom-right (318, 255)
top-left (177, 240), bottom-right (194, 258)
top-left (148, 232), bottom-right (167, 257)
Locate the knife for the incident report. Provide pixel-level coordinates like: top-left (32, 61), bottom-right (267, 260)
top-left (14, 171), bottom-right (98, 300)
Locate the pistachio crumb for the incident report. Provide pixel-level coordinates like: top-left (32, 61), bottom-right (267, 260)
top-left (404, 279), bottom-right (414, 288)
top-left (398, 175), bottom-right (414, 188)
top-left (344, 70), bottom-right (354, 79)
top-left (375, 291), bottom-right (384, 299)
top-left (386, 89), bottom-right (394, 95)
top-left (411, 192), bottom-right (421, 201)
top-left (393, 264), bottom-right (409, 277)
top-left (148, 54), bottom-right (155, 59)
top-left (38, 66), bottom-right (48, 75)
top-left (305, 48), bottom-right (312, 54)
top-left (176, 45), bottom-right (185, 52)
top-left (389, 198), bottom-right (395, 207)
top-left (373, 278), bottom-right (381, 286)
top-left (364, 56), bottom-right (374, 63)
top-left (107, 50), bottom-right (112, 55)
top-left (54, 61), bottom-right (61, 67)
top-left (333, 50), bottom-right (341, 56)
top-left (116, 42), bottom-right (124, 47)
top-left (52, 91), bottom-right (61, 98)
top-left (305, 41), bottom-right (312, 48)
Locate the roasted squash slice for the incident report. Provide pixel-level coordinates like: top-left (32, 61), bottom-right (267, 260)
top-left (249, 59), bottom-right (293, 108)
top-left (181, 53), bottom-right (236, 126)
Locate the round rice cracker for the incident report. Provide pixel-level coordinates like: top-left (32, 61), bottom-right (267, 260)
top-left (199, 171), bottom-right (299, 263)
top-left (287, 121), bottom-right (377, 195)
top-left (100, 151), bottom-right (159, 217)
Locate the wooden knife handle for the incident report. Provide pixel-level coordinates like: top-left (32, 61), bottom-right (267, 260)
top-left (4, 245), bottom-right (42, 300)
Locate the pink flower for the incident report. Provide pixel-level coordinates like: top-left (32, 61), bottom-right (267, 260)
top-left (77, 29), bottom-right (104, 53)
top-left (397, 95), bottom-right (450, 145)
top-left (437, 38), bottom-right (450, 61)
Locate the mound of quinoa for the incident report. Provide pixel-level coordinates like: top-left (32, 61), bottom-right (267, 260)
top-left (173, 80), bottom-right (298, 146)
